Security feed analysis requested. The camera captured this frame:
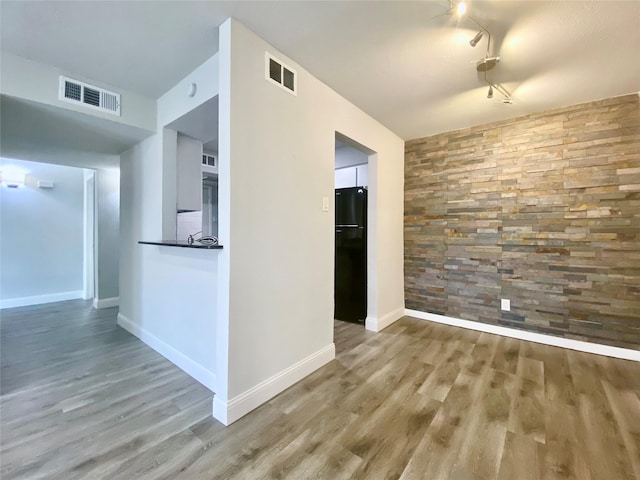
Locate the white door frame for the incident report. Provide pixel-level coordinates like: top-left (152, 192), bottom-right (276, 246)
top-left (83, 169), bottom-right (95, 300)
top-left (333, 133), bottom-right (375, 329)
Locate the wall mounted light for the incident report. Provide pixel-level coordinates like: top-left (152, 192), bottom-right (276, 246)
top-left (0, 169), bottom-right (27, 188)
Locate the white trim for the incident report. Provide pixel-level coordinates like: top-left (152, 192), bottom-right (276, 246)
top-left (365, 306), bottom-right (405, 332)
top-left (213, 343), bottom-right (335, 426)
top-left (82, 170), bottom-right (95, 300)
top-left (117, 313), bottom-right (217, 391)
top-left (93, 296), bottom-right (119, 309)
top-left (0, 290), bottom-right (83, 309)
top-left (405, 309), bottom-right (640, 362)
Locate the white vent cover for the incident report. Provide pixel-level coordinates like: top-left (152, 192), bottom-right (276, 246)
top-left (202, 154), bottom-right (217, 167)
top-left (59, 76), bottom-right (121, 116)
top-left (265, 52), bottom-right (297, 95)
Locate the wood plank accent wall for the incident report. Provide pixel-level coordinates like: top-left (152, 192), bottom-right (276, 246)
top-left (405, 94), bottom-right (640, 350)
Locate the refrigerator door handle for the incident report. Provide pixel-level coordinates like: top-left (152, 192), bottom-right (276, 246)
top-left (336, 224), bottom-right (359, 228)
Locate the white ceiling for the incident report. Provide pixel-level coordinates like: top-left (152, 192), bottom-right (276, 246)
top-left (1, 0), bottom-right (639, 142)
top-left (167, 97), bottom-right (219, 150)
top-left (0, 95), bottom-right (150, 168)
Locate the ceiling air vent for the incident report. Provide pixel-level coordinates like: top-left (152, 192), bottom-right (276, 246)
top-left (265, 52), bottom-right (297, 95)
top-left (59, 76), bottom-right (121, 116)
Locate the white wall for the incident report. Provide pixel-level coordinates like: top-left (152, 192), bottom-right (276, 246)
top-left (1, 53), bottom-right (156, 133)
top-left (214, 19), bottom-right (405, 424)
top-left (0, 159), bottom-right (84, 307)
top-left (335, 144), bottom-right (368, 169)
top-left (119, 135), bottom-right (164, 321)
top-left (157, 54), bottom-right (219, 128)
top-left (118, 20), bottom-right (404, 425)
top-left (95, 168), bottom-right (120, 302)
top-left (118, 54), bottom-right (220, 391)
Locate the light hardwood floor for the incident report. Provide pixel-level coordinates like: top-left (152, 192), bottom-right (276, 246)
top-left (1, 300), bottom-right (639, 479)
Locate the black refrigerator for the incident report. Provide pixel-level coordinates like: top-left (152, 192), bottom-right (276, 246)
top-left (335, 187), bottom-right (367, 323)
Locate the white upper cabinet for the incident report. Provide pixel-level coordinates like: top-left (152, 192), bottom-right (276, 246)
top-left (335, 164), bottom-right (368, 188)
top-left (356, 164), bottom-right (368, 188)
top-left (335, 167), bottom-right (357, 189)
top-left (177, 133), bottom-right (203, 212)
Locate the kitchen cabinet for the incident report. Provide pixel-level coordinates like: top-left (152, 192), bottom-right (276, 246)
top-left (335, 164), bottom-right (368, 188)
top-left (335, 166), bottom-right (356, 189)
top-left (356, 164), bottom-right (368, 187)
top-left (177, 133), bottom-right (203, 212)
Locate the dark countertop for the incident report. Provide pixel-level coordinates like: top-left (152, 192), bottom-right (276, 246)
top-left (138, 240), bottom-right (223, 249)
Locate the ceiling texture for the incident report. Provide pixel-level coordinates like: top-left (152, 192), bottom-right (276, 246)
top-left (1, 0), bottom-right (639, 144)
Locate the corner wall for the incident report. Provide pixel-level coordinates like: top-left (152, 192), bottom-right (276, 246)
top-left (118, 54), bottom-right (220, 391)
top-left (215, 19), bottom-right (405, 424)
top-left (405, 94), bottom-right (640, 350)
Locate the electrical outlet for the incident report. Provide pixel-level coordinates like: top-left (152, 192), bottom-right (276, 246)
top-left (322, 196), bottom-right (329, 212)
top-left (501, 299), bottom-right (511, 311)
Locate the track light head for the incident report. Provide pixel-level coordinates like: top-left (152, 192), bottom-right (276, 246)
top-left (487, 85), bottom-right (494, 99)
top-left (456, 2), bottom-right (467, 16)
top-left (470, 30), bottom-right (484, 47)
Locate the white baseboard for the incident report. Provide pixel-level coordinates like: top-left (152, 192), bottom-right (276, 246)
top-left (365, 306), bottom-right (405, 332)
top-left (213, 343), bottom-right (335, 426)
top-left (405, 309), bottom-right (640, 362)
top-left (0, 290), bottom-right (83, 309)
top-left (93, 296), bottom-right (119, 309)
top-left (117, 313), bottom-right (217, 391)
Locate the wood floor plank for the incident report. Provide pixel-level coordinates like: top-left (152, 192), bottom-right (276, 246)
top-left (497, 431), bottom-right (540, 480)
top-left (2, 303), bottom-right (639, 479)
top-left (601, 379), bottom-right (640, 480)
top-left (568, 352), bottom-right (637, 480)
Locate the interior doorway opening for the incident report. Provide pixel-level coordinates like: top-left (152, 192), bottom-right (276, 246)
top-left (0, 158), bottom-right (98, 309)
top-left (333, 133), bottom-right (374, 327)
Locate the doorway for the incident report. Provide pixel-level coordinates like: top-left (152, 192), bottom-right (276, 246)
top-left (334, 133), bottom-right (372, 325)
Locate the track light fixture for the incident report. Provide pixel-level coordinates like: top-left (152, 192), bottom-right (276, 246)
top-left (436, 1), bottom-right (514, 104)
top-left (467, 16), bottom-right (491, 57)
top-left (469, 31), bottom-right (484, 47)
top-left (482, 63), bottom-right (512, 103)
top-left (467, 9), bottom-right (513, 104)
top-left (486, 80), bottom-right (512, 103)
